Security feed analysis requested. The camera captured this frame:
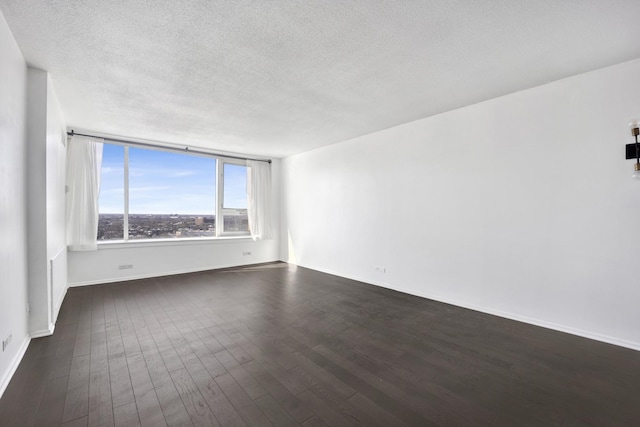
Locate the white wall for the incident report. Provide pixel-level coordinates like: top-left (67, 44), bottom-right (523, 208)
top-left (45, 74), bottom-right (67, 323)
top-left (26, 68), bottom-right (67, 337)
top-left (281, 58), bottom-right (640, 350)
top-left (68, 159), bottom-right (281, 285)
top-left (0, 11), bottom-right (29, 397)
top-left (26, 68), bottom-right (49, 336)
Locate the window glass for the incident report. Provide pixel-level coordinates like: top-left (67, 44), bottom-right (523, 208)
top-left (98, 144), bottom-right (124, 240)
top-left (223, 214), bottom-right (249, 233)
top-left (128, 147), bottom-right (216, 239)
top-left (223, 164), bottom-right (248, 209)
top-left (222, 163), bottom-right (249, 233)
top-left (96, 143), bottom-right (254, 241)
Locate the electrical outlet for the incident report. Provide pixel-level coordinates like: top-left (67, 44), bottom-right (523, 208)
top-left (242, 251), bottom-right (252, 256)
top-left (374, 266), bottom-right (386, 273)
top-left (118, 264), bottom-right (133, 270)
top-left (2, 334), bottom-right (12, 352)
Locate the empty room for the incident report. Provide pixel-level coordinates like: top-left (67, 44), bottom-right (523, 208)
top-left (1, 1), bottom-right (640, 426)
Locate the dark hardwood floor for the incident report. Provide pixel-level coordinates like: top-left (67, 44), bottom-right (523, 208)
top-left (1, 262), bottom-right (639, 426)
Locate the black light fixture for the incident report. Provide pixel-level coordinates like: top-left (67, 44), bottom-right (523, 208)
top-left (627, 120), bottom-right (640, 179)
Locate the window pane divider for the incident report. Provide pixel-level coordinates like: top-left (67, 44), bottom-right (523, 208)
top-left (216, 158), bottom-right (222, 238)
top-left (123, 146), bottom-right (129, 242)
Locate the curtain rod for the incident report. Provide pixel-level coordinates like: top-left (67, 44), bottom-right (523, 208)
top-left (67, 130), bottom-right (272, 164)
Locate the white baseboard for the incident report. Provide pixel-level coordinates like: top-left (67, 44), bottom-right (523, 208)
top-left (291, 262), bottom-right (640, 352)
top-left (415, 293), bottom-right (640, 352)
top-left (68, 259), bottom-right (280, 287)
top-left (30, 323), bottom-right (55, 338)
top-left (53, 284), bottom-right (67, 321)
top-left (0, 335), bottom-right (31, 399)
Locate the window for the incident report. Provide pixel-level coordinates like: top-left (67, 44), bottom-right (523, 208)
top-left (97, 143), bottom-right (250, 241)
top-left (220, 162), bottom-right (249, 234)
top-left (98, 144), bottom-right (125, 240)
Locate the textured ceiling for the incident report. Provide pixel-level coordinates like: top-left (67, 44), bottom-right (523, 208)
top-left (2, 1), bottom-right (640, 157)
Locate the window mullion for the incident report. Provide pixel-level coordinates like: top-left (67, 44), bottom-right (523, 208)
top-left (216, 157), bottom-right (222, 237)
top-left (124, 146), bottom-right (129, 241)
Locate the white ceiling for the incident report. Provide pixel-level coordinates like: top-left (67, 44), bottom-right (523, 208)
top-left (2, 1), bottom-right (640, 158)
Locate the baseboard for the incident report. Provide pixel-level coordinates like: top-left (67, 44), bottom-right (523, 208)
top-left (68, 259), bottom-right (280, 287)
top-left (0, 335), bottom-right (30, 399)
top-left (291, 262), bottom-right (640, 352)
top-left (412, 293), bottom-right (640, 352)
top-left (53, 284), bottom-right (67, 321)
top-left (30, 323), bottom-right (55, 338)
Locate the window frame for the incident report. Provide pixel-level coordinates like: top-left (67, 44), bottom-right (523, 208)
top-left (98, 141), bottom-right (251, 243)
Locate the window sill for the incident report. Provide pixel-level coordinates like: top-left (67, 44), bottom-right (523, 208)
top-left (97, 235), bottom-right (253, 250)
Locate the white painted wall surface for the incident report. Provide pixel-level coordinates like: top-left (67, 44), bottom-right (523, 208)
top-left (0, 11), bottom-right (29, 397)
top-left (26, 69), bottom-right (67, 336)
top-left (281, 59), bottom-right (640, 350)
top-left (26, 67), bottom-right (50, 336)
top-left (45, 75), bottom-right (67, 321)
top-left (68, 238), bottom-right (279, 285)
top-left (68, 160), bottom-right (281, 285)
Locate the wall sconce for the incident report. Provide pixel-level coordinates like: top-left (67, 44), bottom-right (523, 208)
top-left (627, 120), bottom-right (640, 179)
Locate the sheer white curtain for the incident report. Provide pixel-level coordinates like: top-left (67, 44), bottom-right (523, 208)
top-left (246, 160), bottom-right (273, 241)
top-left (66, 135), bottom-right (104, 251)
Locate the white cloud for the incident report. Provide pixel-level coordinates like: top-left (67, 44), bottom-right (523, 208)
top-left (129, 186), bottom-right (173, 193)
top-left (170, 170), bottom-right (197, 177)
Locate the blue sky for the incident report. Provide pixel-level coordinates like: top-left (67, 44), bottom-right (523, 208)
top-left (99, 144), bottom-right (247, 214)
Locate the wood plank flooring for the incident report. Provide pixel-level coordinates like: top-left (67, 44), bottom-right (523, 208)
top-left (1, 262), bottom-right (639, 426)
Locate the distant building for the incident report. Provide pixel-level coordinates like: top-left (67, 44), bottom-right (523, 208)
top-left (195, 217), bottom-right (204, 226)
